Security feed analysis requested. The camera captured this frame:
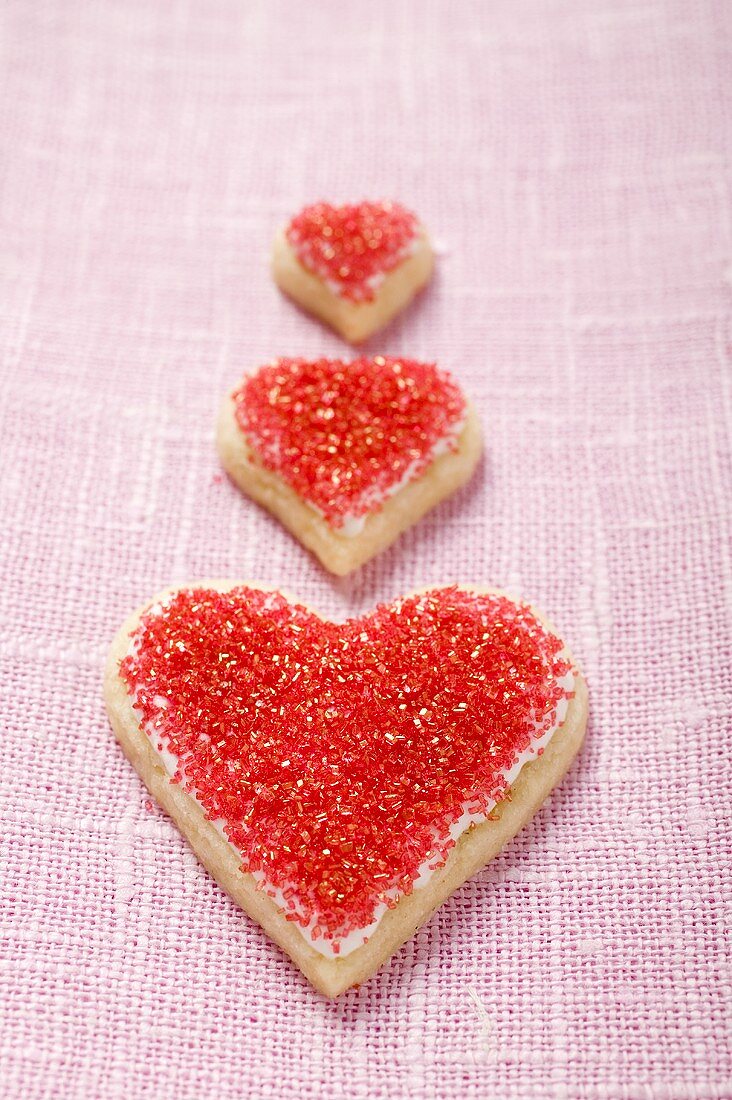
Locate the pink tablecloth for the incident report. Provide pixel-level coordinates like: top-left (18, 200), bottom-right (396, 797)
top-left (2, 2), bottom-right (730, 1097)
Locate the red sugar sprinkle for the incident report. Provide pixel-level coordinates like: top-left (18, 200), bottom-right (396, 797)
top-left (121, 586), bottom-right (573, 947)
top-left (286, 201), bottom-right (419, 302)
top-left (232, 356), bottom-right (466, 528)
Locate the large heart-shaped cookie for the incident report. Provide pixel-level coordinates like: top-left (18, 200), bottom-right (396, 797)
top-left (272, 200), bottom-right (434, 342)
top-left (105, 584), bottom-right (587, 996)
top-left (216, 356), bottom-right (482, 575)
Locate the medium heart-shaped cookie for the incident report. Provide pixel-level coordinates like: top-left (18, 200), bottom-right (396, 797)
top-left (105, 583), bottom-right (588, 996)
top-left (272, 200), bottom-right (434, 342)
top-left (216, 356), bottom-right (481, 574)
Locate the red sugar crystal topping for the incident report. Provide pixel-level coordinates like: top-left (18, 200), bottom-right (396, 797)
top-left (232, 356), bottom-right (466, 528)
top-left (121, 586), bottom-right (573, 947)
top-left (285, 200), bottom-right (419, 302)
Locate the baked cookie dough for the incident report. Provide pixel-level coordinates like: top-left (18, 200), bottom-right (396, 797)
top-left (272, 201), bottom-right (434, 343)
top-left (216, 355), bottom-right (482, 575)
top-left (105, 582), bottom-right (588, 997)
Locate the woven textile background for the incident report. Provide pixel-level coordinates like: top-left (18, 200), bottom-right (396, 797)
top-left (1, 2), bottom-right (731, 1097)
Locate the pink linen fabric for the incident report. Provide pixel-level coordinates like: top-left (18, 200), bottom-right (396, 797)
top-left (1, 2), bottom-right (731, 1097)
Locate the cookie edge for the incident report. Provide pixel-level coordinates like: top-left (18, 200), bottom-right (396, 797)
top-left (104, 582), bottom-right (588, 998)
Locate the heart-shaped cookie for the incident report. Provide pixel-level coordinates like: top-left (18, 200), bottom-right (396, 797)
top-left (272, 201), bottom-right (434, 342)
top-left (216, 356), bottom-right (482, 574)
top-left (105, 583), bottom-right (587, 996)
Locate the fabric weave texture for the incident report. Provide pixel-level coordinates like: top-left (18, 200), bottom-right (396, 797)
top-left (1, 2), bottom-right (730, 1098)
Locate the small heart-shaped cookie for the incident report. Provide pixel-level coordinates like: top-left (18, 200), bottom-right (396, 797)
top-left (272, 201), bottom-right (434, 343)
top-left (216, 356), bottom-right (481, 575)
top-left (105, 583), bottom-right (588, 996)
